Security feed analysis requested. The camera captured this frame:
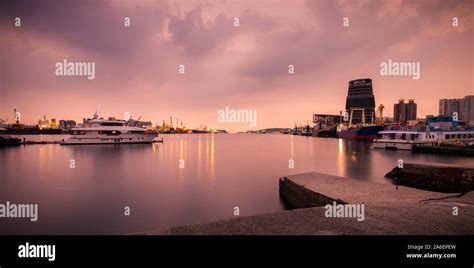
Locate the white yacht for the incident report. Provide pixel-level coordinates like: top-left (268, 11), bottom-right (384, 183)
top-left (373, 129), bottom-right (474, 150)
top-left (61, 117), bottom-right (158, 145)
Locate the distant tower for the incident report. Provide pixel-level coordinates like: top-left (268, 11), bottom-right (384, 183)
top-left (394, 99), bottom-right (417, 123)
top-left (394, 99), bottom-right (406, 123)
top-left (439, 99), bottom-right (460, 117)
top-left (406, 99), bottom-right (417, 121)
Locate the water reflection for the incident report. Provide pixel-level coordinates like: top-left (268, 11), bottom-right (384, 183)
top-left (209, 134), bottom-right (215, 182)
top-left (197, 138), bottom-right (202, 179)
top-left (179, 138), bottom-right (185, 181)
top-left (0, 134), bottom-right (471, 235)
top-left (337, 138), bottom-right (345, 177)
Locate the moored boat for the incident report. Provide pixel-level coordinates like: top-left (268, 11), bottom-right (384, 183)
top-left (0, 128), bottom-right (22, 146)
top-left (61, 116), bottom-right (158, 145)
top-left (373, 129), bottom-right (474, 150)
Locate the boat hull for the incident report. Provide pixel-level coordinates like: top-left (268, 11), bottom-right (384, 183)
top-left (0, 135), bottom-right (22, 146)
top-left (61, 133), bottom-right (158, 145)
top-left (337, 126), bottom-right (384, 141)
top-left (373, 141), bottom-right (414, 150)
top-left (313, 127), bottom-right (337, 138)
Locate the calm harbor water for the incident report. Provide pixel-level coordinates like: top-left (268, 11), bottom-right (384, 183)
top-left (0, 134), bottom-right (472, 234)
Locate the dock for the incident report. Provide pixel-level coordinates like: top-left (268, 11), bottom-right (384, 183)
top-left (412, 144), bottom-right (474, 155)
top-left (137, 172), bottom-right (474, 235)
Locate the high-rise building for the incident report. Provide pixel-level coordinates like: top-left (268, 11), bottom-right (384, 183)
top-left (394, 99), bottom-right (417, 123)
top-left (345, 78), bottom-right (376, 124)
top-left (394, 99), bottom-right (406, 123)
top-left (406, 99), bottom-right (417, 121)
top-left (460, 95), bottom-right (474, 126)
top-left (439, 96), bottom-right (474, 125)
top-left (439, 99), bottom-right (460, 117)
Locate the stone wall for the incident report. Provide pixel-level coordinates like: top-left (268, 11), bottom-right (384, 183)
top-left (279, 176), bottom-right (346, 209)
top-left (385, 163), bottom-right (474, 193)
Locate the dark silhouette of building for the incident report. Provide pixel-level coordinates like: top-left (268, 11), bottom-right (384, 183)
top-left (394, 99), bottom-right (417, 123)
top-left (345, 78), bottom-right (376, 124)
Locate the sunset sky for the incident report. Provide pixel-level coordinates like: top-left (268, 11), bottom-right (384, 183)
top-left (0, 0), bottom-right (473, 132)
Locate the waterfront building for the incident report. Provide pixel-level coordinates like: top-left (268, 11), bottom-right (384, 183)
top-left (439, 98), bottom-right (460, 117)
top-left (313, 114), bottom-right (341, 127)
top-left (394, 99), bottom-right (417, 123)
top-left (406, 99), bottom-right (417, 121)
top-left (439, 96), bottom-right (474, 126)
top-left (460, 95), bottom-right (474, 126)
top-left (345, 78), bottom-right (376, 124)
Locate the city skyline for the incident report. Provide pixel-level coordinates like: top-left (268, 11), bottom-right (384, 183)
top-left (1, 0), bottom-right (473, 132)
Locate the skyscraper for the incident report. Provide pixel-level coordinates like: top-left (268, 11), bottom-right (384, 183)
top-left (439, 96), bottom-right (473, 125)
top-left (460, 96), bottom-right (474, 125)
top-left (345, 78), bottom-right (376, 124)
top-left (406, 99), bottom-right (417, 121)
top-left (394, 99), bottom-right (417, 123)
top-left (394, 99), bottom-right (406, 123)
top-left (439, 99), bottom-right (460, 117)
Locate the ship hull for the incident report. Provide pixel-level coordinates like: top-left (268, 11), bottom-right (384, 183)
top-left (313, 127), bottom-right (337, 138)
top-left (337, 126), bottom-right (384, 141)
top-left (61, 133), bottom-right (158, 145)
top-left (373, 141), bottom-right (414, 150)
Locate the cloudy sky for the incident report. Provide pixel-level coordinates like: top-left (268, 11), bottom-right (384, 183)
top-left (0, 0), bottom-right (473, 132)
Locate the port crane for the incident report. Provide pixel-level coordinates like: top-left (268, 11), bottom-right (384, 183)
top-left (376, 104), bottom-right (385, 125)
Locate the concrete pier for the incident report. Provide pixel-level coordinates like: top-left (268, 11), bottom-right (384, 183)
top-left (279, 172), bottom-right (456, 208)
top-left (138, 172), bottom-right (474, 235)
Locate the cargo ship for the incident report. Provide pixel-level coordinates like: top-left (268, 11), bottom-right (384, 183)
top-left (337, 125), bottom-right (384, 140)
top-left (2, 110), bottom-right (63, 135)
top-left (313, 126), bottom-right (337, 137)
top-left (2, 124), bottom-right (63, 135)
top-left (336, 79), bottom-right (384, 140)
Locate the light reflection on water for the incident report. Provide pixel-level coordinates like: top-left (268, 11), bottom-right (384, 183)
top-left (0, 134), bottom-right (471, 234)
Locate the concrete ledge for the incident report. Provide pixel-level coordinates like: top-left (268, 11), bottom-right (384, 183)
top-left (279, 172), bottom-right (456, 208)
top-left (138, 201), bottom-right (474, 235)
